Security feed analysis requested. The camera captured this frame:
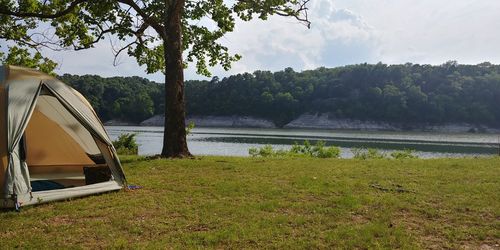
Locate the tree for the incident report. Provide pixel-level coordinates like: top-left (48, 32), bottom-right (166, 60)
top-left (0, 0), bottom-right (310, 157)
top-left (55, 62), bottom-right (500, 128)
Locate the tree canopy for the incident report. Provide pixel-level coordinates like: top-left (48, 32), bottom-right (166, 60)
top-left (0, 0), bottom-right (310, 157)
top-left (60, 62), bottom-right (500, 128)
top-left (0, 0), bottom-right (310, 75)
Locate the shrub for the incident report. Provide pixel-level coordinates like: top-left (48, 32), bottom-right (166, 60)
top-left (113, 133), bottom-right (139, 155)
top-left (352, 148), bottom-right (386, 159)
top-left (249, 145), bottom-right (273, 157)
top-left (249, 145), bottom-right (288, 157)
top-left (316, 145), bottom-right (341, 158)
top-left (186, 121), bottom-right (195, 135)
top-left (390, 149), bottom-right (419, 159)
top-left (352, 148), bottom-right (419, 160)
top-left (249, 140), bottom-right (340, 158)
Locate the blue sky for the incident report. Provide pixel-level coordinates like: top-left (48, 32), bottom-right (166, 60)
top-left (40, 0), bottom-right (500, 82)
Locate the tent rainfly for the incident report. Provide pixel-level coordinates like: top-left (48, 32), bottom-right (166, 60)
top-left (0, 65), bottom-right (126, 209)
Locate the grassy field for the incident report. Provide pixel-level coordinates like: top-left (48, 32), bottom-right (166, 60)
top-left (0, 156), bottom-right (499, 249)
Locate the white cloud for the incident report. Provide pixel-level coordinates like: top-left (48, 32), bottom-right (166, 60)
top-left (335, 0), bottom-right (500, 65)
top-left (44, 40), bottom-right (165, 81)
top-left (19, 0), bottom-right (500, 81)
top-left (208, 0), bottom-right (379, 76)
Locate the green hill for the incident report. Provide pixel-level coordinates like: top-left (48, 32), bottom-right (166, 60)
top-left (60, 62), bottom-right (500, 127)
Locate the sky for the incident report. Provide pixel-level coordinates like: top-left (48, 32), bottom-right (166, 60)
top-left (38, 0), bottom-right (500, 82)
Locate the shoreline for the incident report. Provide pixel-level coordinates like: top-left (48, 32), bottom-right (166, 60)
top-left (105, 113), bottom-right (500, 134)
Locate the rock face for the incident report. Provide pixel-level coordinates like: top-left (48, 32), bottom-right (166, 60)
top-left (423, 124), bottom-right (500, 133)
top-left (138, 112), bottom-right (500, 133)
top-left (284, 113), bottom-right (400, 131)
top-left (140, 115), bottom-right (165, 126)
top-left (140, 115), bottom-right (276, 128)
top-left (103, 119), bottom-right (138, 126)
top-left (189, 116), bottom-right (276, 128)
top-left (284, 113), bottom-right (500, 133)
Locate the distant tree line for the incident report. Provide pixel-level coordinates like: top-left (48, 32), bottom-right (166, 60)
top-left (59, 74), bottom-right (163, 123)
top-left (59, 61), bottom-right (500, 127)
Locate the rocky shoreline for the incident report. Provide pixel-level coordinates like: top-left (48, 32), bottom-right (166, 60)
top-left (139, 115), bottom-right (276, 128)
top-left (104, 113), bottom-right (500, 133)
top-left (284, 113), bottom-right (500, 133)
top-left (103, 119), bottom-right (138, 126)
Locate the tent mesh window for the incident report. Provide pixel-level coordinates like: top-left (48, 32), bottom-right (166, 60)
top-left (25, 92), bottom-right (112, 190)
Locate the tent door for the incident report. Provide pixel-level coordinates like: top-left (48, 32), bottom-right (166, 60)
top-left (25, 90), bottom-right (114, 192)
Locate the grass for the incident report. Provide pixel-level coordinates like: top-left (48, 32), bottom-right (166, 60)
top-left (1, 156), bottom-right (499, 249)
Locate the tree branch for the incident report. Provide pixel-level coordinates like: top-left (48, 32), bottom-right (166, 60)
top-left (110, 21), bottom-right (150, 65)
top-left (236, 0), bottom-right (311, 28)
top-left (0, 0), bottom-right (86, 19)
top-left (112, 40), bottom-right (138, 66)
top-left (275, 0), bottom-right (310, 28)
top-left (73, 26), bottom-right (117, 51)
top-left (116, 0), bottom-right (166, 39)
top-left (0, 27), bottom-right (63, 51)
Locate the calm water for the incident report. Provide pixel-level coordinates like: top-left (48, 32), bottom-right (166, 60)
top-left (105, 126), bottom-right (500, 158)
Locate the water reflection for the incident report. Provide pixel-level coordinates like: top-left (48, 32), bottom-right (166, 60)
top-left (105, 126), bottom-right (500, 158)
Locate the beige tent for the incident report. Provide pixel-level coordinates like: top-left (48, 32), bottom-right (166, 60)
top-left (0, 65), bottom-right (126, 209)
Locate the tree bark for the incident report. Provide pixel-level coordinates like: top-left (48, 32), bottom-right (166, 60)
top-left (161, 0), bottom-right (191, 158)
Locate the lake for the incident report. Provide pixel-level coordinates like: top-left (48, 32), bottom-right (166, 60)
top-left (105, 126), bottom-right (500, 158)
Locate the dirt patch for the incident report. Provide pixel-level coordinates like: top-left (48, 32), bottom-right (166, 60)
top-left (462, 243), bottom-right (500, 250)
top-left (350, 212), bottom-right (370, 224)
top-left (46, 215), bottom-right (76, 226)
top-left (186, 223), bottom-right (214, 232)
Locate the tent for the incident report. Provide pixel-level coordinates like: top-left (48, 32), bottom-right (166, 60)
top-left (0, 65), bottom-right (126, 209)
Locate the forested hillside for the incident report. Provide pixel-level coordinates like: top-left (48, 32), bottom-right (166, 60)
top-left (59, 61), bottom-right (500, 127)
top-left (59, 74), bottom-right (164, 123)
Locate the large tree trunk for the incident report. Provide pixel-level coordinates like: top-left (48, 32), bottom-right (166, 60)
top-left (161, 0), bottom-right (191, 157)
